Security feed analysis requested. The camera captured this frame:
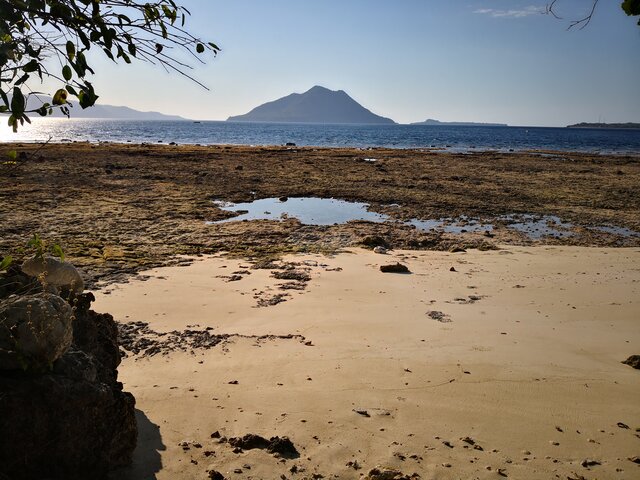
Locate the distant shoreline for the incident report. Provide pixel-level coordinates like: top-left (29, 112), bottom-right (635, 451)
top-left (567, 122), bottom-right (640, 130)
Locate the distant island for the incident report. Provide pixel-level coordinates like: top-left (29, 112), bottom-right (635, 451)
top-left (566, 122), bottom-right (640, 130)
top-left (53, 103), bottom-right (186, 120)
top-left (227, 86), bottom-right (396, 124)
top-left (25, 95), bottom-right (186, 120)
top-left (411, 119), bottom-right (508, 127)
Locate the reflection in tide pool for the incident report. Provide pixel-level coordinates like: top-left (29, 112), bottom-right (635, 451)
top-left (211, 197), bottom-right (640, 240)
top-left (213, 197), bottom-right (389, 225)
top-left (499, 214), bottom-right (574, 239)
top-left (408, 216), bottom-right (493, 234)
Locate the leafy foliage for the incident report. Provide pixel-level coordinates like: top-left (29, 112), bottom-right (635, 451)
top-left (0, 255), bottom-right (11, 272)
top-left (546, 1), bottom-right (640, 29)
top-left (0, 0), bottom-right (219, 131)
top-left (622, 0), bottom-right (640, 24)
top-left (27, 233), bottom-right (64, 261)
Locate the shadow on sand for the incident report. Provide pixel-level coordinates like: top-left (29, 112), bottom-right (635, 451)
top-left (109, 409), bottom-right (165, 480)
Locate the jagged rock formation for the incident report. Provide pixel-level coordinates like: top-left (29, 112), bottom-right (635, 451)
top-left (0, 266), bottom-right (137, 480)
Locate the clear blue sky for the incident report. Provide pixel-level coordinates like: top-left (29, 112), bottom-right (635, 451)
top-left (83, 0), bottom-right (639, 126)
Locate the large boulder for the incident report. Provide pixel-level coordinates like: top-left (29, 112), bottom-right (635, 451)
top-left (0, 292), bottom-right (74, 370)
top-left (22, 255), bottom-right (85, 294)
top-left (0, 285), bottom-right (137, 479)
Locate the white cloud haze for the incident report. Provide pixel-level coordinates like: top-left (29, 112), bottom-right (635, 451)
top-left (474, 6), bottom-right (543, 18)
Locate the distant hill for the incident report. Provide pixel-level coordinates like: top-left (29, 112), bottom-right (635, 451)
top-left (227, 86), bottom-right (396, 124)
top-left (23, 95), bottom-right (186, 120)
top-left (567, 122), bottom-right (640, 130)
top-left (411, 119), bottom-right (508, 127)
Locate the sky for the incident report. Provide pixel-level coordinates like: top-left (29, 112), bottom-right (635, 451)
top-left (48, 1), bottom-right (640, 126)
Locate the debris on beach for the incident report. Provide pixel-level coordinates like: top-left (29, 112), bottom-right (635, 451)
top-left (117, 321), bottom-right (306, 357)
top-left (365, 465), bottom-right (420, 480)
top-left (256, 293), bottom-right (289, 307)
top-left (272, 269), bottom-right (311, 282)
top-left (427, 311), bottom-right (451, 323)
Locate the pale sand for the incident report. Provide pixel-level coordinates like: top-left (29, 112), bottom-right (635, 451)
top-left (95, 246), bottom-right (640, 480)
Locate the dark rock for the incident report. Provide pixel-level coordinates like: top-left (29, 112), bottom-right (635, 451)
top-left (361, 236), bottom-right (390, 248)
top-left (267, 436), bottom-right (299, 458)
top-left (227, 434), bottom-right (299, 459)
top-left (207, 470), bottom-right (226, 479)
top-left (228, 434), bottom-right (271, 451)
top-left (622, 355), bottom-right (640, 369)
top-left (0, 292), bottom-right (74, 370)
top-left (0, 290), bottom-right (137, 480)
top-left (581, 459), bottom-right (601, 467)
top-left (279, 196), bottom-right (289, 202)
top-left (380, 263), bottom-right (410, 274)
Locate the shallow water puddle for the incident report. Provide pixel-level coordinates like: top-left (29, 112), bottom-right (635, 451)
top-left (211, 197), bottom-right (640, 239)
top-left (498, 214), bottom-right (574, 239)
top-left (213, 197), bottom-right (389, 225)
top-left (408, 216), bottom-right (493, 234)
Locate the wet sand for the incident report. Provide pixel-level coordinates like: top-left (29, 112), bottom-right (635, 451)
top-left (96, 246), bottom-right (640, 480)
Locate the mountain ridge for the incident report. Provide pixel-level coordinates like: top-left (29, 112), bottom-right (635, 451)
top-left (22, 95), bottom-right (186, 120)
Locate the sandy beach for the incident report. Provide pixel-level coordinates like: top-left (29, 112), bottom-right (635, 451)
top-left (1, 143), bottom-right (639, 478)
top-left (95, 246), bottom-right (640, 480)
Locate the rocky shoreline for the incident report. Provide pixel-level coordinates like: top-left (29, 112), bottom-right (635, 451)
top-left (1, 143), bottom-right (639, 288)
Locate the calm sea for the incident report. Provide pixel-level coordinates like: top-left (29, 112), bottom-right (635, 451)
top-left (2, 118), bottom-right (640, 153)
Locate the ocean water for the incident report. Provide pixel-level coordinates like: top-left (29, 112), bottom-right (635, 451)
top-left (2, 118), bottom-right (640, 153)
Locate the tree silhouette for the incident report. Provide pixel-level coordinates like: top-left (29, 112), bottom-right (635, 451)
top-left (0, 0), bottom-right (219, 131)
top-left (546, 0), bottom-right (640, 29)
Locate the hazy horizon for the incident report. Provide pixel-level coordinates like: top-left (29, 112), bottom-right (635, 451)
top-left (33, 1), bottom-right (640, 127)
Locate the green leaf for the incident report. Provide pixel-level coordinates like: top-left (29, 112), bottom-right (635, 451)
top-left (0, 256), bottom-right (12, 272)
top-left (52, 244), bottom-right (65, 262)
top-left (7, 150), bottom-right (17, 160)
top-left (62, 65), bottom-right (72, 81)
top-left (622, 0), bottom-right (640, 16)
top-left (22, 59), bottom-right (39, 73)
top-left (10, 87), bottom-right (25, 116)
top-left (66, 41), bottom-right (76, 61)
top-left (52, 89), bottom-right (68, 105)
